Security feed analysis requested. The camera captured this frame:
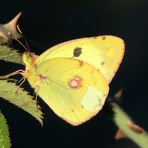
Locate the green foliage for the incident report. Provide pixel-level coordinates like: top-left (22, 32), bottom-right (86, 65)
top-left (0, 80), bottom-right (43, 124)
top-left (0, 37), bottom-right (7, 45)
top-left (0, 38), bottom-right (24, 65)
top-left (0, 37), bottom-right (43, 125)
top-left (0, 28), bottom-right (43, 148)
top-left (0, 112), bottom-right (11, 148)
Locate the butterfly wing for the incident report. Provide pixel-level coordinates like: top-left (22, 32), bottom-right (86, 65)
top-left (36, 35), bottom-right (125, 83)
top-left (32, 58), bottom-right (109, 126)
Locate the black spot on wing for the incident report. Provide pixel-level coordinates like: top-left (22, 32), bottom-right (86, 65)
top-left (73, 47), bottom-right (82, 57)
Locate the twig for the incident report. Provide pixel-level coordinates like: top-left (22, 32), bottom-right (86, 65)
top-left (109, 101), bottom-right (148, 147)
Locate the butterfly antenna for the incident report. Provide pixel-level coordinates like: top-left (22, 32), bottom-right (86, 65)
top-left (8, 32), bottom-right (29, 52)
top-left (17, 25), bottom-right (31, 52)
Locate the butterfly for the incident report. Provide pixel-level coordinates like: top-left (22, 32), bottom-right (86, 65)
top-left (21, 35), bottom-right (125, 126)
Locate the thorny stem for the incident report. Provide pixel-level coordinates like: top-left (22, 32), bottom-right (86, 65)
top-left (109, 102), bottom-right (148, 147)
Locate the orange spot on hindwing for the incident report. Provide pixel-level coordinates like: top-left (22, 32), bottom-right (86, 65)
top-left (68, 76), bottom-right (82, 89)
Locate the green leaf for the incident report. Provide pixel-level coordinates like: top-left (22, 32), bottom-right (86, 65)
top-left (0, 37), bottom-right (7, 45)
top-left (0, 39), bottom-right (24, 65)
top-left (0, 111), bottom-right (11, 148)
top-left (0, 80), bottom-right (43, 125)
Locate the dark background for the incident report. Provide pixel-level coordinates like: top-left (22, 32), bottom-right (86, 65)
top-left (0, 0), bottom-right (148, 147)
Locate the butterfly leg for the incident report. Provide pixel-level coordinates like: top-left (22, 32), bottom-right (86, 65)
top-left (15, 78), bottom-right (26, 94)
top-left (0, 69), bottom-right (25, 79)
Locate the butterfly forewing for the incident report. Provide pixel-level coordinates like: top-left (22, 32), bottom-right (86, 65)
top-left (36, 35), bottom-right (125, 83)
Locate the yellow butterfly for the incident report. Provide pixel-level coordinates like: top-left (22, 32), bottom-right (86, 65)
top-left (22, 35), bottom-right (125, 126)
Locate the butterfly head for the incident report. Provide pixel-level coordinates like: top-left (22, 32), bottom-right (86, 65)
top-left (22, 51), bottom-right (37, 64)
top-left (22, 52), bottom-right (38, 78)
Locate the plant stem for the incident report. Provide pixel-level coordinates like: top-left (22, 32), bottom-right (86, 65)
top-left (110, 102), bottom-right (148, 147)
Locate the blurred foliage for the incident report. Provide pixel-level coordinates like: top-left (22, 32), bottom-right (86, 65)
top-left (0, 37), bottom-right (44, 147)
top-left (0, 37), bottom-right (23, 64)
top-left (0, 79), bottom-right (43, 124)
top-left (0, 112), bottom-right (11, 148)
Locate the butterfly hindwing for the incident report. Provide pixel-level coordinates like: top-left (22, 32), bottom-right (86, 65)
top-left (32, 58), bottom-right (109, 125)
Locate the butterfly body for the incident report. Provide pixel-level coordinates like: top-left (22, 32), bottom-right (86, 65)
top-left (22, 35), bottom-right (125, 126)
